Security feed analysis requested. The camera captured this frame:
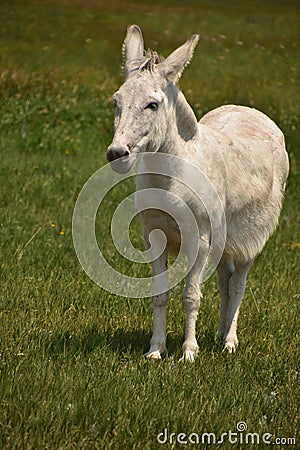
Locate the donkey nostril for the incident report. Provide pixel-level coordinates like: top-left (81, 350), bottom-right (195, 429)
top-left (107, 146), bottom-right (131, 162)
top-left (106, 149), bottom-right (115, 162)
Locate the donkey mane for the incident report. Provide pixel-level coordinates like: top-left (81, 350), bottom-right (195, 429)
top-left (122, 50), bottom-right (163, 76)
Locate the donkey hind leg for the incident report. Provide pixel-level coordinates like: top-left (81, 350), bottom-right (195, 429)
top-left (216, 255), bottom-right (235, 343)
top-left (221, 258), bottom-right (253, 353)
top-left (145, 246), bottom-right (168, 360)
top-left (181, 238), bottom-right (209, 362)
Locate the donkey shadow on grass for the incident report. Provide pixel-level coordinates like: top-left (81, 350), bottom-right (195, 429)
top-left (45, 322), bottom-right (216, 360)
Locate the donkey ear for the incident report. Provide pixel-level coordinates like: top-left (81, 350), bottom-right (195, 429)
top-left (158, 35), bottom-right (199, 83)
top-left (122, 25), bottom-right (144, 78)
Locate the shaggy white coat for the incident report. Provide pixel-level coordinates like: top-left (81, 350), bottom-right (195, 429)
top-left (107, 25), bottom-right (289, 361)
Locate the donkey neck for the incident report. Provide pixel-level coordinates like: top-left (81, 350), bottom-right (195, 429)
top-left (140, 86), bottom-right (200, 190)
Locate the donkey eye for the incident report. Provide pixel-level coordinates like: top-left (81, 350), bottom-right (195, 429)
top-left (145, 102), bottom-right (158, 111)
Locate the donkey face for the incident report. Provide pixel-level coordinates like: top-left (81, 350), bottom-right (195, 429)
top-left (107, 73), bottom-right (169, 173)
top-left (106, 25), bottom-right (199, 173)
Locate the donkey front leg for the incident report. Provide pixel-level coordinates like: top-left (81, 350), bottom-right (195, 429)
top-left (181, 239), bottom-right (209, 362)
top-left (145, 247), bottom-right (168, 360)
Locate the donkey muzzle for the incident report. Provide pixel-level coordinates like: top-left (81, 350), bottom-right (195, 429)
top-left (106, 145), bottom-right (130, 162)
top-left (106, 145), bottom-right (136, 173)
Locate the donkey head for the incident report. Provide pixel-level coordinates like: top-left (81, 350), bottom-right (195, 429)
top-left (106, 25), bottom-right (199, 173)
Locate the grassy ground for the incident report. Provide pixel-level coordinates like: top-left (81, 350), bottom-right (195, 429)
top-left (0, 0), bottom-right (299, 448)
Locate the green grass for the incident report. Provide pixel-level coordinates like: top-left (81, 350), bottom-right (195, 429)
top-left (0, 0), bottom-right (299, 448)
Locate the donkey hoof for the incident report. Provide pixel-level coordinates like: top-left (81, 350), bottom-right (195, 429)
top-left (223, 342), bottom-right (237, 354)
top-left (179, 350), bottom-right (197, 362)
top-left (144, 349), bottom-right (162, 360)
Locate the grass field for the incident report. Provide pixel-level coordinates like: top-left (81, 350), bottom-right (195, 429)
top-left (0, 0), bottom-right (299, 448)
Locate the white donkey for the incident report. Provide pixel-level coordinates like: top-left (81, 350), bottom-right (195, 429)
top-left (106, 25), bottom-right (289, 361)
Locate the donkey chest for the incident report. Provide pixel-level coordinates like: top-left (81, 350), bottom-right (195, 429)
top-left (135, 185), bottom-right (203, 255)
top-left (138, 208), bottom-right (181, 252)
